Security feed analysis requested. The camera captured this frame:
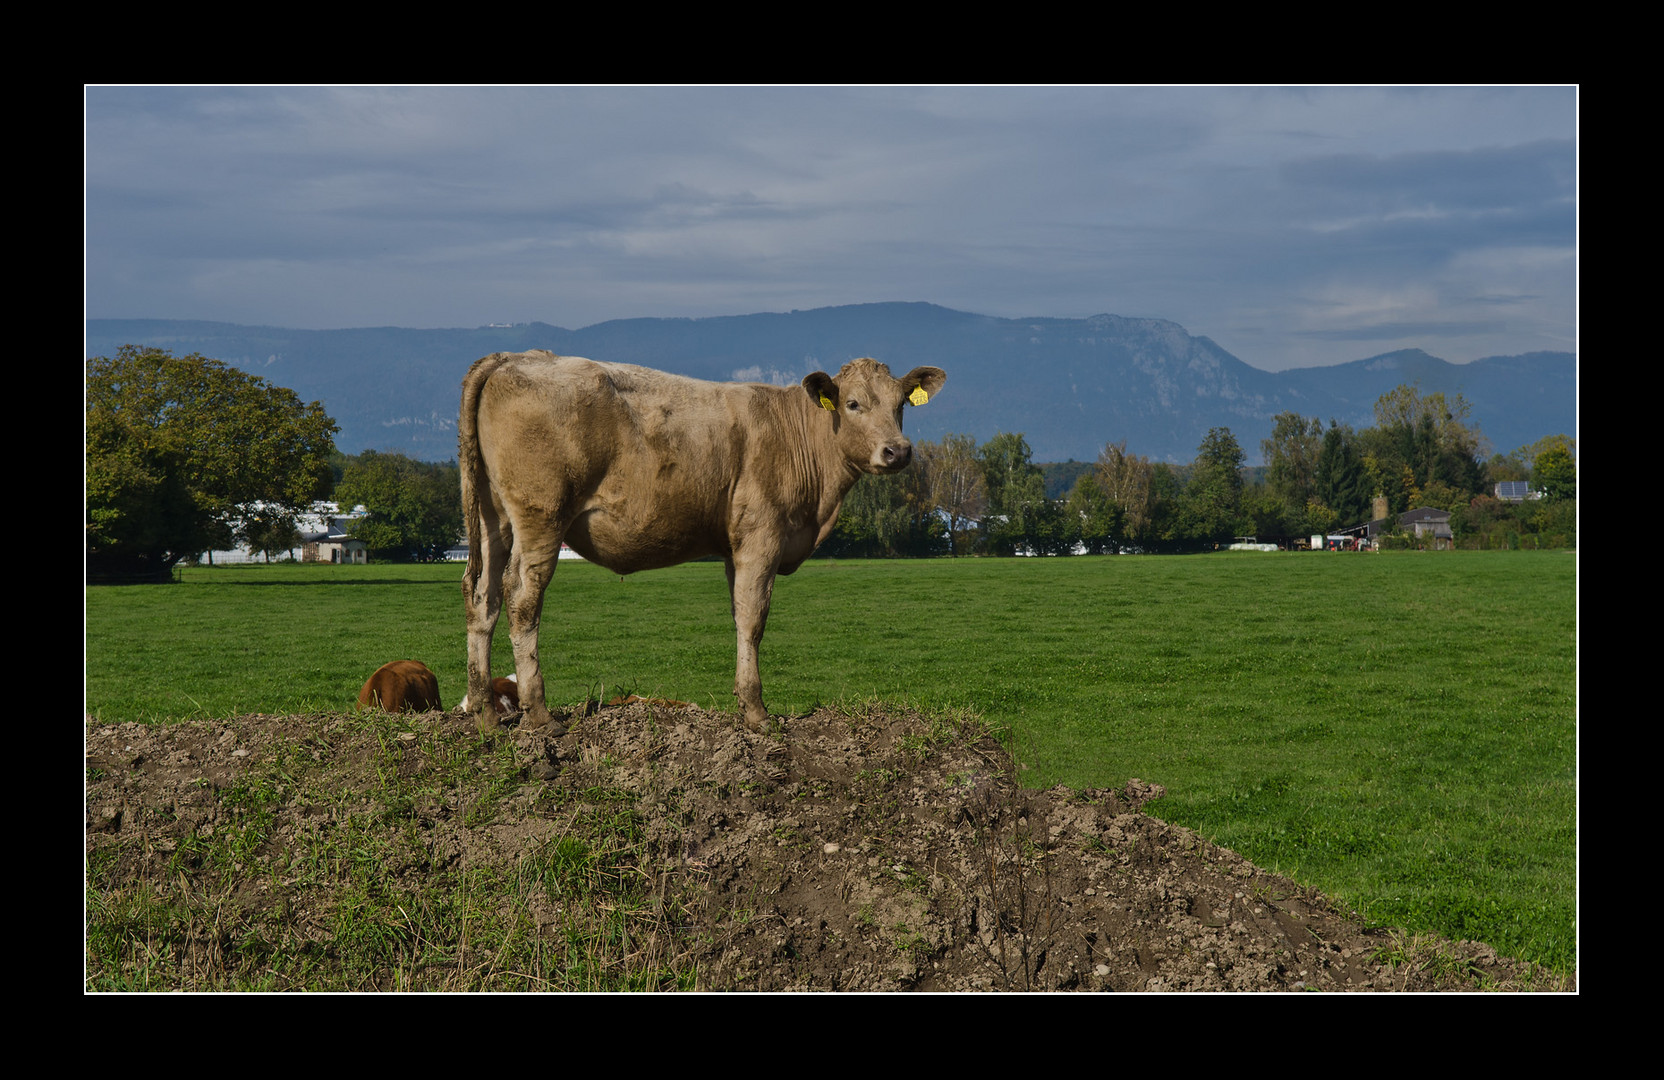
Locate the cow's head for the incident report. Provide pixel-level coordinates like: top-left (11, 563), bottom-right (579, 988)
top-left (803, 359), bottom-right (947, 474)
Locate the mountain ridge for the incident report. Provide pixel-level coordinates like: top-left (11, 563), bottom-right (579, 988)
top-left (86, 304), bottom-right (1575, 465)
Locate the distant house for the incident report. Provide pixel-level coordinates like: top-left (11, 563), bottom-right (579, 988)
top-left (1494, 481), bottom-right (1539, 503)
top-left (196, 501), bottom-right (368, 564)
top-left (195, 499), bottom-right (367, 559)
top-left (1399, 507), bottom-right (1454, 549)
top-left (302, 533), bottom-right (368, 564)
top-left (1343, 506), bottom-right (1456, 549)
top-left (300, 503), bottom-right (368, 564)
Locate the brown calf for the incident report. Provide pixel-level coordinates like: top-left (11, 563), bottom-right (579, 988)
top-left (460, 674), bottom-right (519, 716)
top-left (357, 660), bottom-right (442, 713)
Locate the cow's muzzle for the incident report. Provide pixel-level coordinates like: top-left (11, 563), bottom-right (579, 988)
top-left (873, 441), bottom-right (913, 471)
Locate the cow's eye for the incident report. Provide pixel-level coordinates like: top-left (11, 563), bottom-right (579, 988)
top-left (847, 399), bottom-right (861, 411)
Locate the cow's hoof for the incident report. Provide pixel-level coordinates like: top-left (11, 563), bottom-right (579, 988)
top-left (474, 715), bottom-right (505, 736)
top-left (743, 712), bottom-right (772, 734)
top-left (520, 713), bottom-right (569, 738)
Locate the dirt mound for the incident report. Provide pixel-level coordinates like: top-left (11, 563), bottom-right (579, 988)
top-left (85, 703), bottom-right (1564, 991)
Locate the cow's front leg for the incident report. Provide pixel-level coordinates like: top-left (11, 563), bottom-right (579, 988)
top-left (725, 555), bottom-right (777, 732)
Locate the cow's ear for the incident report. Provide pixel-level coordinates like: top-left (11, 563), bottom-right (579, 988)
top-left (901, 366), bottom-right (946, 405)
top-left (803, 372), bottom-right (839, 412)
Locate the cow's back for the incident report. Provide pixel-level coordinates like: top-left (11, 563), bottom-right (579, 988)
top-left (473, 354), bottom-right (805, 573)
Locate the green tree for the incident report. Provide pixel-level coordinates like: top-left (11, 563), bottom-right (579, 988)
top-left (1314, 423), bottom-right (1372, 527)
top-left (1144, 463), bottom-right (1185, 550)
top-left (1241, 482), bottom-right (1291, 540)
top-left (1303, 497), bottom-right (1341, 538)
top-left (1178, 427), bottom-right (1248, 544)
top-left (1527, 496), bottom-right (1577, 547)
top-left (86, 346), bottom-right (337, 581)
top-left (1066, 473), bottom-right (1125, 554)
top-left (1096, 440), bottom-right (1154, 544)
top-left (916, 433), bottom-right (986, 556)
top-left (1484, 447), bottom-right (1532, 485)
top-left (1410, 479), bottom-right (1471, 515)
top-left (335, 451), bottom-right (463, 562)
top-left (1534, 442), bottom-right (1577, 501)
top-left (1021, 496), bottom-right (1078, 556)
top-left (979, 433), bottom-right (1042, 514)
top-left (1262, 412), bottom-right (1324, 533)
top-left (1365, 384), bottom-right (1486, 510)
top-left (238, 507), bottom-right (302, 563)
top-left (979, 433), bottom-right (1047, 555)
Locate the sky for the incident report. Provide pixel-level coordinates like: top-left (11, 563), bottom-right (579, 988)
top-left (85, 86), bottom-right (1576, 372)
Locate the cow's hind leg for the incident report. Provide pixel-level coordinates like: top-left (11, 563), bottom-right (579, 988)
top-left (504, 537), bottom-right (567, 736)
top-left (463, 516), bottom-right (510, 733)
top-left (726, 554), bottom-right (778, 733)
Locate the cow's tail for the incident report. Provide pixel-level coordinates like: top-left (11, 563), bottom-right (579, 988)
top-left (458, 352), bottom-right (513, 582)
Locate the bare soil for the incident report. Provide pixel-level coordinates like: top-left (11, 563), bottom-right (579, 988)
top-left (85, 702), bottom-right (1564, 991)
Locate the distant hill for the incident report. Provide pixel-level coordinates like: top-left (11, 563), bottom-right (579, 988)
top-left (87, 304), bottom-right (1575, 465)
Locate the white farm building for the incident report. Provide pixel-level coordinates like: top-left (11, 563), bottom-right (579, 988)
top-left (195, 501), bottom-right (367, 565)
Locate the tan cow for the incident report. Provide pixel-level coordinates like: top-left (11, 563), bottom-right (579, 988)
top-left (458, 351), bottom-right (946, 736)
top-left (357, 660), bottom-right (442, 713)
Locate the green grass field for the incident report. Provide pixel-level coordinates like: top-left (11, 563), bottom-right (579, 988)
top-left (85, 550), bottom-right (1577, 972)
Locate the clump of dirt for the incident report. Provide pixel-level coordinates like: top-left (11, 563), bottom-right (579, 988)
top-left (85, 702), bottom-right (1565, 991)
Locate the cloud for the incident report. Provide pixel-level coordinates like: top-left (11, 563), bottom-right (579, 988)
top-left (85, 86), bottom-right (1577, 367)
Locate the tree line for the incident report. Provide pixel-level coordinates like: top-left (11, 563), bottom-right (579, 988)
top-left (826, 384), bottom-right (1575, 556)
top-left (87, 347), bottom-right (1576, 581)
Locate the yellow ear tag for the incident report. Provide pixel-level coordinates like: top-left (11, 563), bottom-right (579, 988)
top-left (820, 394), bottom-right (835, 411)
top-left (909, 386), bottom-right (929, 406)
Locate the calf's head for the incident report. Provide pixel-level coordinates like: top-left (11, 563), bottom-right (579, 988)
top-left (803, 359), bottom-right (946, 474)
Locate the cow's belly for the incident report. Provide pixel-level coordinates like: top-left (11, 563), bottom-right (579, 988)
top-left (563, 472), bottom-right (731, 573)
top-left (564, 511), bottom-right (726, 574)
top-left (563, 478), bottom-right (826, 576)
